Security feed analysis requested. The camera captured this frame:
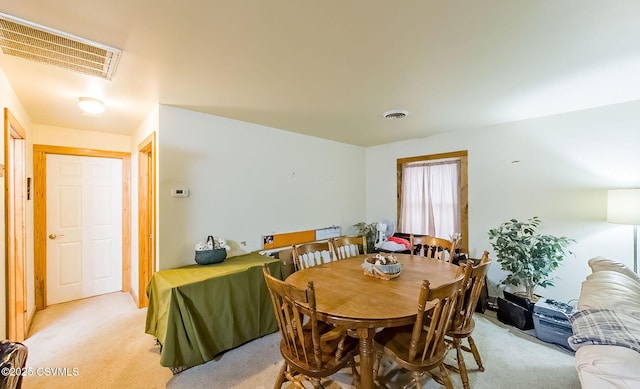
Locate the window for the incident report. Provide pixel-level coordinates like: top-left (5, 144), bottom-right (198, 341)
top-left (397, 151), bottom-right (468, 250)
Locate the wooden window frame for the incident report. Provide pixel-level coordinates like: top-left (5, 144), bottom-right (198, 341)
top-left (397, 150), bottom-right (468, 251)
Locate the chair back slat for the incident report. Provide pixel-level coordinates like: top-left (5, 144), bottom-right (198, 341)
top-left (409, 280), bottom-right (430, 363)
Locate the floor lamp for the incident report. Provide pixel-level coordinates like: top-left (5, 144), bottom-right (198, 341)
top-left (607, 189), bottom-right (640, 273)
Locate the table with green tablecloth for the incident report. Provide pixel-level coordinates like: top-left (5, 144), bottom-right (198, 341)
top-left (145, 252), bottom-right (283, 370)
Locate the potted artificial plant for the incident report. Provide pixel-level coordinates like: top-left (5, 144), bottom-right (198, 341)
top-left (353, 222), bottom-right (378, 253)
top-left (488, 217), bottom-right (574, 329)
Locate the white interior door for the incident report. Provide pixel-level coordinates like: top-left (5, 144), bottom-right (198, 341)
top-left (46, 155), bottom-right (123, 305)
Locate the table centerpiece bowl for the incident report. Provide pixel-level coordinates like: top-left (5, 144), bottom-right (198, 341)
top-left (362, 254), bottom-right (403, 280)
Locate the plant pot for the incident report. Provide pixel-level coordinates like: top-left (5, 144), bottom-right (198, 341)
top-left (496, 291), bottom-right (535, 330)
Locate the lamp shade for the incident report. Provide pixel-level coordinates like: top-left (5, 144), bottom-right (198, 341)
top-left (607, 189), bottom-right (640, 225)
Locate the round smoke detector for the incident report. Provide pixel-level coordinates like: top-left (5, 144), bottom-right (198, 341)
top-left (382, 109), bottom-right (409, 119)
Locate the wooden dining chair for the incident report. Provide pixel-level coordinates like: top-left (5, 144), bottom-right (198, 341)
top-left (446, 251), bottom-right (491, 389)
top-left (373, 268), bottom-right (466, 389)
top-left (330, 235), bottom-right (367, 260)
top-left (410, 234), bottom-right (457, 262)
top-left (262, 264), bottom-right (360, 389)
top-left (292, 241), bottom-right (336, 271)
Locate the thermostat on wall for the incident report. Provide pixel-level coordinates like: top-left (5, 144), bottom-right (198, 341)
top-left (171, 188), bottom-right (189, 197)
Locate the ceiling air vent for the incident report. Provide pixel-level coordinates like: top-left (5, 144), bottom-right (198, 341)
top-left (0, 12), bottom-right (121, 80)
top-left (382, 109), bottom-right (409, 119)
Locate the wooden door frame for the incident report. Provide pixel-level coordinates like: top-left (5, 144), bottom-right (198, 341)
top-left (137, 133), bottom-right (156, 308)
top-left (5, 108), bottom-right (27, 341)
top-left (33, 145), bottom-right (131, 310)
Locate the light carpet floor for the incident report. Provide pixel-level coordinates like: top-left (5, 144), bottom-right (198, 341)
top-left (21, 292), bottom-right (580, 389)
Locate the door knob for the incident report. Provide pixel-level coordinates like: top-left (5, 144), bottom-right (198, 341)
top-left (48, 234), bottom-right (64, 240)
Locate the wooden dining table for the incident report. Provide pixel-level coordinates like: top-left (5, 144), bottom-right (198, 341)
top-left (285, 253), bottom-right (461, 389)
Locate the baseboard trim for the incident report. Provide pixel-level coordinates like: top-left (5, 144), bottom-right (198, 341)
top-left (26, 307), bottom-right (37, 338)
top-left (129, 289), bottom-right (140, 307)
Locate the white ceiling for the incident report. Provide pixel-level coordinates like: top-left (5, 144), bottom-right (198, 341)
top-left (1, 1), bottom-right (640, 147)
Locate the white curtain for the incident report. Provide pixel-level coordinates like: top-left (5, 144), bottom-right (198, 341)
top-left (399, 160), bottom-right (460, 238)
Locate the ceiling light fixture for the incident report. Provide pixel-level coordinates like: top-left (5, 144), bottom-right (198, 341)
top-left (78, 97), bottom-right (105, 115)
top-left (382, 109), bottom-right (409, 119)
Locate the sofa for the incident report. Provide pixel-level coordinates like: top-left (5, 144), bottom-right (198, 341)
top-left (568, 256), bottom-right (640, 388)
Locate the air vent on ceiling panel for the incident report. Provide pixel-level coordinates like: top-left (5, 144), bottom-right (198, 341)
top-left (382, 109), bottom-right (409, 119)
top-left (0, 12), bottom-right (121, 80)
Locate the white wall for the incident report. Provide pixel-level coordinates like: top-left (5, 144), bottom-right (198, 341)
top-left (31, 124), bottom-right (131, 152)
top-left (366, 100), bottom-right (640, 303)
top-left (0, 67), bottom-right (33, 340)
top-left (158, 106), bottom-right (366, 270)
